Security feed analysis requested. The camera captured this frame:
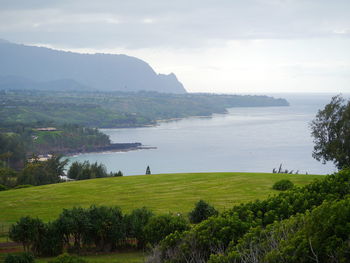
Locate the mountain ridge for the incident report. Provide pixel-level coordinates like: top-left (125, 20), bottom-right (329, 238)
top-left (0, 40), bottom-right (186, 93)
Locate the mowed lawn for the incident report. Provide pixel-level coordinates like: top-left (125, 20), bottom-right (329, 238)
top-left (0, 172), bottom-right (323, 226)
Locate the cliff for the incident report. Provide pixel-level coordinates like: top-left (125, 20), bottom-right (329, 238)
top-left (0, 40), bottom-right (186, 94)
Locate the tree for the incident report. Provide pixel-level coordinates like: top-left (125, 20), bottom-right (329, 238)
top-left (125, 207), bottom-right (154, 248)
top-left (55, 207), bottom-right (90, 253)
top-left (144, 214), bottom-right (189, 246)
top-left (189, 200), bottom-right (218, 224)
top-left (0, 167), bottom-right (17, 187)
top-left (67, 161), bottom-right (109, 180)
top-left (86, 205), bottom-right (125, 251)
top-left (9, 216), bottom-right (46, 254)
top-left (311, 95), bottom-right (350, 169)
top-left (145, 166), bottom-right (151, 175)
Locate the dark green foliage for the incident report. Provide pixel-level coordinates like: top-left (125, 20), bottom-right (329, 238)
top-left (125, 207), bottom-right (154, 248)
top-left (17, 156), bottom-right (67, 186)
top-left (150, 169), bottom-right (350, 262)
top-left (311, 95), bottom-right (350, 169)
top-left (55, 206), bottom-right (126, 253)
top-left (272, 179), bottom-right (294, 191)
top-left (86, 206), bottom-right (125, 251)
top-left (38, 221), bottom-right (64, 257)
top-left (67, 161), bottom-right (109, 180)
top-left (8, 217), bottom-right (62, 256)
top-left (48, 253), bottom-right (87, 263)
top-left (0, 133), bottom-right (26, 168)
top-left (9, 217), bottom-right (46, 253)
top-left (113, 170), bottom-right (123, 177)
top-left (0, 167), bottom-right (17, 187)
top-left (55, 207), bottom-right (90, 253)
top-left (158, 215), bottom-right (250, 263)
top-left (220, 198), bottom-right (350, 263)
top-left (145, 166), bottom-right (151, 175)
top-left (0, 183), bottom-right (8, 191)
top-left (189, 199), bottom-right (218, 224)
top-left (4, 252), bottom-right (35, 263)
top-left (144, 214), bottom-right (190, 246)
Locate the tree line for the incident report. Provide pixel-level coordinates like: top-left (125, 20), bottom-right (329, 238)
top-left (0, 157), bottom-right (122, 190)
top-left (9, 206), bottom-right (189, 257)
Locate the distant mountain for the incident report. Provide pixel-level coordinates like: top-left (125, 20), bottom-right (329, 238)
top-left (0, 40), bottom-right (186, 93)
top-left (0, 75), bottom-right (90, 91)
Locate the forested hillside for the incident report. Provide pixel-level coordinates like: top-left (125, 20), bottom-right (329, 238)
top-left (0, 90), bottom-right (289, 128)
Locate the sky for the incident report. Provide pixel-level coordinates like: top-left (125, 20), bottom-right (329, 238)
top-left (0, 0), bottom-right (349, 93)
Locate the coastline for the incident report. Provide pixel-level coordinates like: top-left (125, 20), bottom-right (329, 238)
top-left (31, 143), bottom-right (157, 158)
top-left (64, 145), bottom-right (157, 157)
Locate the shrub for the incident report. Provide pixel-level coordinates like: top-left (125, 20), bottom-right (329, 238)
top-left (4, 252), bottom-right (35, 263)
top-left (144, 214), bottom-right (190, 246)
top-left (0, 183), bottom-right (8, 191)
top-left (189, 200), bottom-right (218, 224)
top-left (48, 253), bottom-right (87, 263)
top-left (272, 179), bottom-right (294, 191)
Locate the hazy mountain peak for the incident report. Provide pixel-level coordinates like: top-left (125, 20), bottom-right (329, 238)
top-left (0, 40), bottom-right (186, 93)
top-left (0, 39), bottom-right (11, 44)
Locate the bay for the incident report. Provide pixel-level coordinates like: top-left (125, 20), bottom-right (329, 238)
top-left (68, 93), bottom-right (339, 175)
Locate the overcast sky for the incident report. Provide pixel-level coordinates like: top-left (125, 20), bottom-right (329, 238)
top-left (1, 0), bottom-right (349, 93)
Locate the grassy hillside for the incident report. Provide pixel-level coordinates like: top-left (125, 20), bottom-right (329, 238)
top-left (0, 172), bottom-right (322, 227)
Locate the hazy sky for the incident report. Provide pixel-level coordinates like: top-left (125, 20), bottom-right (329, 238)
top-left (0, 0), bottom-right (349, 93)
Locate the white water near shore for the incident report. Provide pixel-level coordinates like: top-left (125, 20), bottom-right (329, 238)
top-left (68, 94), bottom-right (339, 175)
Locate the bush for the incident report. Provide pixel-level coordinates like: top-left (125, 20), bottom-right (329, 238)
top-left (189, 200), bottom-right (218, 224)
top-left (272, 179), bottom-right (294, 191)
top-left (0, 183), bottom-right (8, 191)
top-left (144, 214), bottom-right (190, 246)
top-left (4, 252), bottom-right (34, 263)
top-left (48, 253), bottom-right (87, 263)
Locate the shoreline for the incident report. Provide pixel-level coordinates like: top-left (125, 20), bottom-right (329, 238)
top-left (99, 105), bottom-right (290, 129)
top-left (31, 143), bottom-right (157, 158)
top-left (64, 145), bottom-right (157, 157)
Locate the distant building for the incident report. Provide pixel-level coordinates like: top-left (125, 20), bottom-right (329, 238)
top-left (28, 154), bottom-right (53, 163)
top-left (34, 127), bottom-right (57, 131)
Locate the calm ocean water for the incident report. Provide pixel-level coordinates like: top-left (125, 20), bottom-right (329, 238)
top-left (68, 93), bottom-right (341, 175)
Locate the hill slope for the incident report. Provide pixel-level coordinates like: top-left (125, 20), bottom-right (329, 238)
top-left (0, 172), bottom-right (322, 227)
top-left (0, 40), bottom-right (186, 93)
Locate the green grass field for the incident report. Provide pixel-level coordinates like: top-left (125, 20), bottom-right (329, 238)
top-left (0, 172), bottom-right (323, 227)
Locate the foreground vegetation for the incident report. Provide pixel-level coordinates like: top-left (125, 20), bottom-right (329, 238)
top-left (6, 170), bottom-right (350, 262)
top-left (0, 172), bottom-right (321, 228)
top-left (149, 169), bottom-right (350, 262)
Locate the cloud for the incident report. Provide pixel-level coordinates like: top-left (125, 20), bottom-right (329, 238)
top-left (0, 0), bottom-right (349, 49)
